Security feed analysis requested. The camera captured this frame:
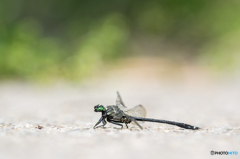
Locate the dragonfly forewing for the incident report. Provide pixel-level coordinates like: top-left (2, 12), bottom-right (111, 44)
top-left (116, 92), bottom-right (147, 126)
top-left (116, 91), bottom-right (127, 109)
top-left (122, 105), bottom-right (146, 118)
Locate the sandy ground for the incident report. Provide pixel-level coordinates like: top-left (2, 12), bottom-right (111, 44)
top-left (0, 58), bottom-right (239, 159)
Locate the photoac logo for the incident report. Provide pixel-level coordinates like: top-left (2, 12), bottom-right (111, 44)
top-left (211, 151), bottom-right (215, 155)
top-left (211, 150), bottom-right (238, 156)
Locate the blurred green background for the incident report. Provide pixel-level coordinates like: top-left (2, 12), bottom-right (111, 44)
top-left (1, 0), bottom-right (240, 81)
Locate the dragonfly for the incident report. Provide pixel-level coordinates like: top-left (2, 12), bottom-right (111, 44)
top-left (93, 92), bottom-right (200, 130)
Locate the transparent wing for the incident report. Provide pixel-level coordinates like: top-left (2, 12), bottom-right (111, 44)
top-left (116, 91), bottom-right (127, 109)
top-left (122, 105), bottom-right (146, 126)
top-left (122, 105), bottom-right (146, 118)
top-left (115, 92), bottom-right (147, 126)
top-left (116, 91), bottom-right (146, 118)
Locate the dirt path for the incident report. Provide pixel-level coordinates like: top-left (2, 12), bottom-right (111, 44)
top-left (0, 58), bottom-right (239, 159)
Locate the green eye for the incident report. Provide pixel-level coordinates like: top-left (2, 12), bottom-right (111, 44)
top-left (97, 106), bottom-right (104, 111)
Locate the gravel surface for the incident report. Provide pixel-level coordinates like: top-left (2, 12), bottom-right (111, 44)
top-left (0, 59), bottom-right (239, 159)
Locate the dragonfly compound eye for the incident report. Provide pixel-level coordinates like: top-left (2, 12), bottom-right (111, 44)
top-left (94, 105), bottom-right (99, 112)
top-left (96, 106), bottom-right (104, 111)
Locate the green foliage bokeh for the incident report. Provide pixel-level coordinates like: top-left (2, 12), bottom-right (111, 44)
top-left (0, 0), bottom-right (240, 80)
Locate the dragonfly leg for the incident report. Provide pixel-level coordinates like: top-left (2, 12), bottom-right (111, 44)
top-left (108, 120), bottom-right (123, 129)
top-left (125, 123), bottom-right (128, 129)
top-left (95, 119), bottom-right (107, 128)
top-left (93, 116), bottom-right (103, 129)
top-left (131, 119), bottom-right (143, 130)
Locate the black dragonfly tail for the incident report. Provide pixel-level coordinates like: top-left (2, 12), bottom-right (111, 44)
top-left (133, 117), bottom-right (200, 130)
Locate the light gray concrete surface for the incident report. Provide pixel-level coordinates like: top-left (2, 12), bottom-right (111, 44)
top-left (0, 59), bottom-right (239, 159)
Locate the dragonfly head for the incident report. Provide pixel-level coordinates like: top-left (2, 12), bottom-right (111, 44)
top-left (94, 104), bottom-right (106, 112)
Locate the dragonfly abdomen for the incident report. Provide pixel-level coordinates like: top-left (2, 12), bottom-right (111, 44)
top-left (133, 117), bottom-right (200, 130)
top-left (133, 117), bottom-right (168, 123)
